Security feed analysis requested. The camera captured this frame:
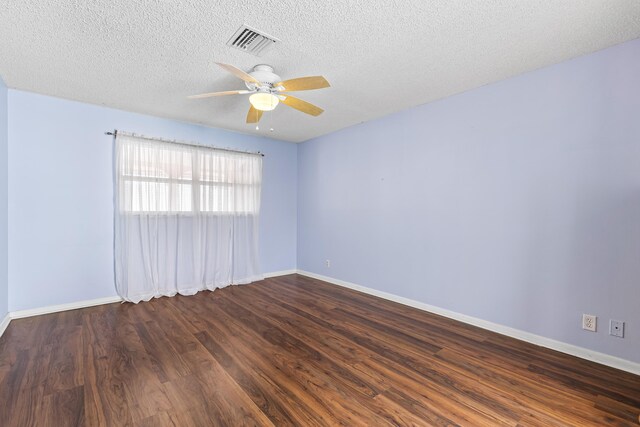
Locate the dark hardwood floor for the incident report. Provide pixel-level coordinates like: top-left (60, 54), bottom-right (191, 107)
top-left (0, 274), bottom-right (639, 426)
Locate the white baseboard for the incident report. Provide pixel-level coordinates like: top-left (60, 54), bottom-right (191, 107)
top-left (296, 270), bottom-right (640, 376)
top-left (4, 269), bottom-right (294, 325)
top-left (0, 313), bottom-right (10, 337)
top-left (263, 269), bottom-right (298, 278)
top-left (1, 296), bottom-right (123, 338)
top-left (4, 268), bottom-right (637, 376)
top-left (10, 296), bottom-right (123, 320)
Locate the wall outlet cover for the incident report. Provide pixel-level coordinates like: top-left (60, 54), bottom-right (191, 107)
top-left (609, 319), bottom-right (624, 338)
top-left (582, 314), bottom-right (597, 332)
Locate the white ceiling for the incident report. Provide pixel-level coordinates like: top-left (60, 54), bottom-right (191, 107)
top-left (1, 1), bottom-right (640, 143)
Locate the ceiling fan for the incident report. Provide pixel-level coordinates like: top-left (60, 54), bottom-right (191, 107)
top-left (189, 63), bottom-right (330, 124)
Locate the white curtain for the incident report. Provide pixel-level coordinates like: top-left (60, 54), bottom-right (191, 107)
top-left (114, 133), bottom-right (263, 303)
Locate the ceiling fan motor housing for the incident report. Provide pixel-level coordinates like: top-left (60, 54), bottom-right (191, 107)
top-left (246, 64), bottom-right (281, 89)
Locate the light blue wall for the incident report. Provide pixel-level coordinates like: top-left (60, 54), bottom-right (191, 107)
top-left (5, 39), bottom-right (640, 365)
top-left (8, 91), bottom-right (297, 311)
top-left (0, 76), bottom-right (8, 319)
top-left (298, 38), bottom-right (640, 363)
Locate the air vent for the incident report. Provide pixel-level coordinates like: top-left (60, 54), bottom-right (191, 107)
top-left (226, 25), bottom-right (279, 57)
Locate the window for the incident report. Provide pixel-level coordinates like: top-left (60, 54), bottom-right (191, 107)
top-left (116, 134), bottom-right (262, 214)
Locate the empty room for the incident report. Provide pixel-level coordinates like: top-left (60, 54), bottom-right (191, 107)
top-left (1, 1), bottom-right (640, 426)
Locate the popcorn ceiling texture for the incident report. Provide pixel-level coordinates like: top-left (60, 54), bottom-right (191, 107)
top-left (1, 1), bottom-right (639, 142)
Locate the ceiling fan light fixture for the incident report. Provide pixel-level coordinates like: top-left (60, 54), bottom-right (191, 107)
top-left (249, 92), bottom-right (279, 111)
top-left (190, 63), bottom-right (329, 124)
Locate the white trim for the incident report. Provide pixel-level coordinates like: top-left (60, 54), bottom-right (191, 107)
top-left (0, 313), bottom-right (10, 337)
top-left (10, 296), bottom-right (123, 319)
top-left (296, 270), bottom-right (640, 376)
top-left (263, 269), bottom-right (297, 278)
top-left (7, 268), bottom-right (635, 376)
top-left (4, 270), bottom-right (295, 322)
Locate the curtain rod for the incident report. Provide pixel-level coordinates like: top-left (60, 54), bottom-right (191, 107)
top-left (104, 130), bottom-right (264, 157)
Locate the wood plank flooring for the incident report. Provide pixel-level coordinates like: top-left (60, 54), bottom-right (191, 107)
top-left (1, 274), bottom-right (639, 426)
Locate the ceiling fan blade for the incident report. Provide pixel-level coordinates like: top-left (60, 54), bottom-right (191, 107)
top-left (246, 105), bottom-right (263, 124)
top-left (216, 62), bottom-right (261, 85)
top-left (276, 76), bottom-right (330, 91)
top-left (281, 95), bottom-right (324, 116)
top-left (187, 90), bottom-right (250, 99)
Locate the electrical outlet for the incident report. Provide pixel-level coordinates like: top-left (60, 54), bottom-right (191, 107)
top-left (609, 320), bottom-right (624, 338)
top-left (582, 314), bottom-right (597, 332)
top-left (325, 259), bottom-right (331, 268)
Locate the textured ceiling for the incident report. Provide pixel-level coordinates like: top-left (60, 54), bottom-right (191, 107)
top-left (1, 1), bottom-right (640, 142)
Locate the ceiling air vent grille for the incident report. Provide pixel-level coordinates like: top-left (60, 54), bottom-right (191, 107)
top-left (226, 25), bottom-right (279, 57)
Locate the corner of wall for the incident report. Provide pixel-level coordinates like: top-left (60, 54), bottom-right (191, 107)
top-left (0, 74), bottom-right (9, 324)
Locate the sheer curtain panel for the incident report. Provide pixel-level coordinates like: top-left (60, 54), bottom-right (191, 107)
top-left (114, 133), bottom-right (263, 303)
